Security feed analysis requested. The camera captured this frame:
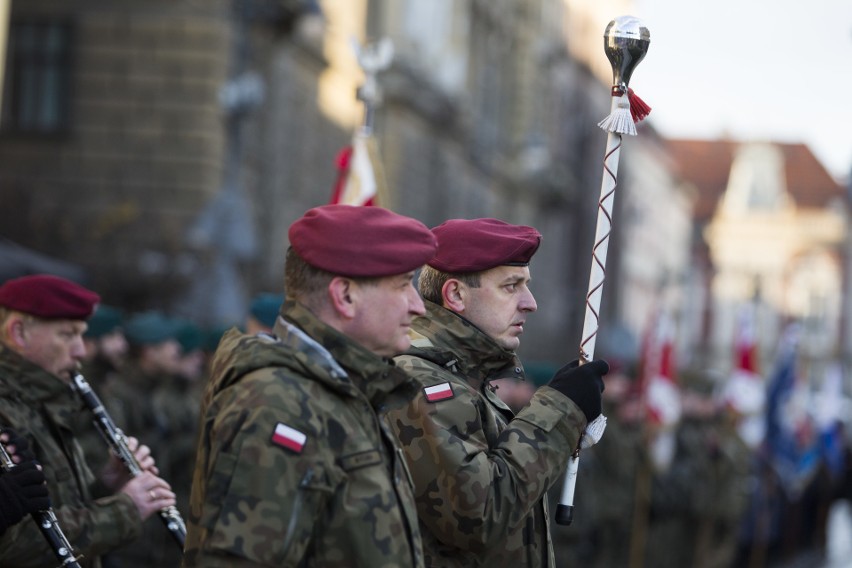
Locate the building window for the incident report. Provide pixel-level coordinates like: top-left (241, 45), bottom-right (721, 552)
top-left (1, 19), bottom-right (73, 134)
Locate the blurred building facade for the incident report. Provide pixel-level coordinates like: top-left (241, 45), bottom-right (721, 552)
top-left (668, 139), bottom-right (849, 375)
top-left (3, 0), bottom-right (844, 374)
top-left (0, 0), bottom-right (235, 307)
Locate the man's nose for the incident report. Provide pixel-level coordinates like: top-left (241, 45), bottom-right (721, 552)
top-left (519, 289), bottom-right (537, 312)
top-left (409, 285), bottom-right (426, 316)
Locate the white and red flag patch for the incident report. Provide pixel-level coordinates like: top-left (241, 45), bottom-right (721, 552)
top-left (271, 422), bottom-right (307, 453)
top-left (424, 382), bottom-right (454, 402)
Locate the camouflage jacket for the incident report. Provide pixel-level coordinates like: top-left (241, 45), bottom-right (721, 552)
top-left (385, 302), bottom-right (587, 568)
top-left (0, 344), bottom-right (142, 568)
top-left (182, 300), bottom-right (424, 568)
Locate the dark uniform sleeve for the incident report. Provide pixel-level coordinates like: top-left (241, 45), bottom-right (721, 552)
top-left (0, 471), bottom-right (30, 535)
top-left (0, 488), bottom-right (141, 566)
top-left (388, 370), bottom-right (585, 553)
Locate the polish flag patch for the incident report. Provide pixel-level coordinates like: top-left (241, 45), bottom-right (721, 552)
top-left (271, 423), bottom-right (307, 453)
top-left (424, 382), bottom-right (454, 402)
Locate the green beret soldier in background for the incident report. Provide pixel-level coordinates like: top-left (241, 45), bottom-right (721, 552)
top-left (102, 310), bottom-right (185, 567)
top-left (244, 292), bottom-right (285, 335)
top-left (0, 274), bottom-right (176, 568)
top-left (183, 205), bottom-right (438, 567)
top-left (80, 305), bottom-right (128, 389)
top-left (385, 218), bottom-right (609, 567)
top-left (103, 310), bottom-right (183, 442)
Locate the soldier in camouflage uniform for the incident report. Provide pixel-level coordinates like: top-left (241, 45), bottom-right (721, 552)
top-left (385, 218), bottom-right (609, 567)
top-left (0, 274), bottom-right (176, 568)
top-left (650, 369), bottom-right (751, 568)
top-left (183, 205), bottom-right (438, 567)
top-left (101, 310), bottom-right (185, 567)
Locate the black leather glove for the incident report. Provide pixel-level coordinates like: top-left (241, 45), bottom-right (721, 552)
top-left (547, 359), bottom-right (609, 423)
top-left (0, 461), bottom-right (50, 531)
top-left (1, 428), bottom-right (36, 463)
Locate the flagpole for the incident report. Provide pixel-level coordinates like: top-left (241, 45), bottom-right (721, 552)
top-left (352, 38), bottom-right (393, 135)
top-left (329, 38), bottom-right (394, 207)
top-left (555, 15), bottom-right (651, 526)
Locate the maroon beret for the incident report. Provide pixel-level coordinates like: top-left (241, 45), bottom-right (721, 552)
top-left (0, 274), bottom-right (100, 320)
top-left (429, 218), bottom-right (542, 272)
top-left (288, 205), bottom-right (438, 277)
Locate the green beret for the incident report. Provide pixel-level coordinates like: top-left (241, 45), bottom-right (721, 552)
top-left (84, 305), bottom-right (124, 338)
top-left (124, 311), bottom-right (181, 346)
top-left (201, 325), bottom-right (231, 353)
top-left (249, 293), bottom-right (285, 328)
top-left (175, 320), bottom-right (203, 353)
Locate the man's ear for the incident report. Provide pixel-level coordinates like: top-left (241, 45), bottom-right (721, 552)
top-left (328, 277), bottom-right (357, 319)
top-left (4, 314), bottom-right (29, 349)
top-left (442, 279), bottom-right (466, 313)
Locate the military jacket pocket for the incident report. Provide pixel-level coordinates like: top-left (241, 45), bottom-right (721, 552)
top-left (205, 442), bottom-right (339, 566)
top-left (279, 463), bottom-right (337, 565)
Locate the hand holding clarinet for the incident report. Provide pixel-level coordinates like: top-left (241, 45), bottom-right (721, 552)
top-left (100, 432), bottom-right (177, 524)
top-left (71, 372), bottom-right (186, 548)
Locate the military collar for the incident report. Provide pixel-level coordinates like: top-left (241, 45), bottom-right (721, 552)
top-left (277, 300), bottom-right (414, 405)
top-left (407, 301), bottom-right (525, 388)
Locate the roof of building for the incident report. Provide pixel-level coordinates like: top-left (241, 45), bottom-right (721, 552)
top-left (665, 139), bottom-right (845, 224)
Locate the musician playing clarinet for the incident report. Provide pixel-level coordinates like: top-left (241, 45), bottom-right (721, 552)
top-left (0, 274), bottom-right (176, 568)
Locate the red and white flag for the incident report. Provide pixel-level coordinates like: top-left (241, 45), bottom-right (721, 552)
top-left (640, 308), bottom-right (681, 428)
top-left (722, 303), bottom-right (766, 447)
top-left (424, 382), bottom-right (454, 402)
top-left (271, 422), bottom-right (307, 453)
top-left (328, 128), bottom-right (386, 207)
top-left (638, 307), bottom-right (681, 471)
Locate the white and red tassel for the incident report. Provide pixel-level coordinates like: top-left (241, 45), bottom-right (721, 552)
top-left (597, 87), bottom-right (652, 136)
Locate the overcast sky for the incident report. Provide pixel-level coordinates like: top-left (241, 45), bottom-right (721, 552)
top-left (631, 0), bottom-right (852, 184)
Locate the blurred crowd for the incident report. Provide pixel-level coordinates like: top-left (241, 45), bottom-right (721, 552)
top-left (497, 361), bottom-right (852, 568)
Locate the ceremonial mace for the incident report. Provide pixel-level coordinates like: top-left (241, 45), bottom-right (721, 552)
top-left (555, 15), bottom-right (651, 526)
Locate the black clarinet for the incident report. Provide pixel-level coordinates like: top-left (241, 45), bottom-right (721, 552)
top-left (70, 372), bottom-right (186, 549)
top-left (0, 441), bottom-right (83, 567)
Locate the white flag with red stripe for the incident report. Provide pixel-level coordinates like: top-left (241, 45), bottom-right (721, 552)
top-left (639, 307), bottom-right (681, 471)
top-left (271, 422), bottom-right (307, 453)
top-left (722, 303), bottom-right (766, 447)
top-left (641, 308), bottom-right (681, 428)
top-left (328, 128), bottom-right (386, 207)
top-left (424, 382), bottom-right (454, 402)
